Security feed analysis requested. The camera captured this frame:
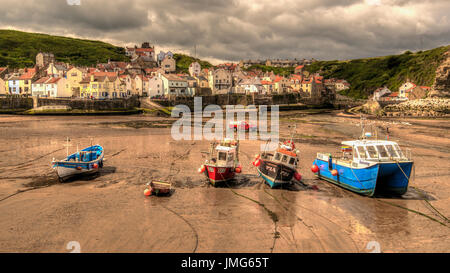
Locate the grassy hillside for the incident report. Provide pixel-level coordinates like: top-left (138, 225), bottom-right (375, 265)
top-left (305, 46), bottom-right (450, 99)
top-left (0, 30), bottom-right (129, 68)
top-left (243, 64), bottom-right (294, 77)
top-left (173, 53), bottom-right (213, 73)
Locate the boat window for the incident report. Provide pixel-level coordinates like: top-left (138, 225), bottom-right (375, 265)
top-left (376, 145), bottom-right (389, 158)
top-left (385, 145), bottom-right (398, 157)
top-left (218, 152), bottom-right (227, 161)
top-left (282, 155), bottom-right (288, 163)
top-left (289, 157), bottom-right (296, 165)
top-left (394, 144), bottom-right (404, 158)
top-left (227, 153), bottom-right (234, 162)
top-left (356, 146), bottom-right (368, 159)
top-left (366, 146), bottom-right (378, 158)
top-left (274, 153), bottom-right (281, 161)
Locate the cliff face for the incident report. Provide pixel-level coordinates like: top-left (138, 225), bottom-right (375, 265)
top-left (431, 49), bottom-right (450, 97)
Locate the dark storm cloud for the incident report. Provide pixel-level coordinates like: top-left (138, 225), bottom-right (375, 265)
top-left (0, 0), bottom-right (449, 62)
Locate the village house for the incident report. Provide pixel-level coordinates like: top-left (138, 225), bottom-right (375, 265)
top-left (335, 79), bottom-right (350, 91)
top-left (148, 75), bottom-right (164, 98)
top-left (46, 63), bottom-right (67, 78)
top-left (273, 76), bottom-right (290, 93)
top-left (45, 77), bottom-right (70, 98)
top-left (66, 67), bottom-right (86, 97)
top-left (36, 52), bottom-right (55, 68)
top-left (289, 74), bottom-right (303, 92)
top-left (7, 75), bottom-right (21, 95)
top-left (261, 80), bottom-right (274, 94)
top-left (294, 65), bottom-right (304, 74)
top-left (189, 62), bottom-right (201, 77)
top-left (236, 77), bottom-right (263, 94)
top-left (18, 68), bottom-right (37, 96)
top-left (398, 81), bottom-right (417, 99)
top-left (157, 51), bottom-right (174, 65)
top-left (32, 77), bottom-right (69, 98)
top-left (373, 87), bottom-right (392, 101)
top-left (0, 78), bottom-right (6, 95)
top-left (208, 68), bottom-right (232, 93)
top-left (161, 56), bottom-right (176, 74)
top-left (31, 77), bottom-right (50, 97)
top-left (161, 74), bottom-right (189, 97)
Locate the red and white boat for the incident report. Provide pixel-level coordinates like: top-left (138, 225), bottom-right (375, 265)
top-left (199, 138), bottom-right (242, 186)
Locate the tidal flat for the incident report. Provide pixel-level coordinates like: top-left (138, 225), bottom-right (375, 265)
top-left (0, 112), bottom-right (448, 253)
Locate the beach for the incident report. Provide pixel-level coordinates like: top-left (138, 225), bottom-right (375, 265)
top-left (0, 111), bottom-right (449, 253)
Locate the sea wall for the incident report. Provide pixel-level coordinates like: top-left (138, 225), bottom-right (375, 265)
top-left (383, 98), bottom-right (450, 117)
top-left (36, 96), bottom-right (140, 111)
top-left (0, 96), bottom-right (140, 112)
top-left (0, 97), bottom-right (33, 110)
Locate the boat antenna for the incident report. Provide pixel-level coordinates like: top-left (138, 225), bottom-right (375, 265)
top-left (63, 137), bottom-right (72, 157)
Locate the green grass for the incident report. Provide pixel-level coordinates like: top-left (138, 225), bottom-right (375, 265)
top-left (243, 64), bottom-right (295, 77)
top-left (305, 46), bottom-right (450, 99)
top-left (0, 29), bottom-right (129, 68)
top-left (173, 53), bottom-right (213, 73)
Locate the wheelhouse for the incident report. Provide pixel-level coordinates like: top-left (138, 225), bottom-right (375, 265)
top-left (342, 140), bottom-right (410, 162)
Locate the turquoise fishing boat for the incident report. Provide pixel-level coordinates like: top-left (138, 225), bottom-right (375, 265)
top-left (52, 142), bottom-right (104, 180)
top-left (312, 126), bottom-right (413, 196)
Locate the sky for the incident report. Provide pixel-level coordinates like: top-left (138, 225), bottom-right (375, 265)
top-left (0, 0), bottom-right (449, 64)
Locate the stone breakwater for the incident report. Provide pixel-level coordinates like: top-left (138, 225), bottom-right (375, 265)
top-left (383, 99), bottom-right (450, 117)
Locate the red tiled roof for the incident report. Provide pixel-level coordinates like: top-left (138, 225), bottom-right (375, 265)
top-left (261, 80), bottom-right (273, 85)
top-left (135, 48), bottom-right (154, 53)
top-left (19, 68), bottom-right (37, 80)
top-left (295, 65), bottom-right (304, 70)
top-left (420, 86), bottom-right (431, 90)
top-left (389, 92), bottom-right (398, 97)
top-left (47, 77), bottom-right (61, 84)
top-left (34, 77), bottom-right (50, 84)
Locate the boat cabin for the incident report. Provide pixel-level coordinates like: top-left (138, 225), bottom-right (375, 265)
top-left (261, 148), bottom-right (299, 169)
top-left (341, 140), bottom-right (410, 162)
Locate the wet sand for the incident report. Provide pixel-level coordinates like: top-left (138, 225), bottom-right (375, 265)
top-left (0, 112), bottom-right (449, 253)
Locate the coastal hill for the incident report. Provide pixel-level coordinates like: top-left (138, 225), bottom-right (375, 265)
top-left (305, 46), bottom-right (450, 99)
top-left (0, 29), bottom-right (129, 67)
top-left (0, 29), bottom-right (448, 99)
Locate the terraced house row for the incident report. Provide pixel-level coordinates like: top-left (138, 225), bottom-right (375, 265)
top-left (0, 46), bottom-right (347, 100)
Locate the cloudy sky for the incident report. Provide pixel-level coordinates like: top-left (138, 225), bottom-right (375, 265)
top-left (0, 0), bottom-right (449, 64)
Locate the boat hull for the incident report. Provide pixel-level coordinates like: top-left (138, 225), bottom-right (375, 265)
top-left (257, 159), bottom-right (296, 188)
top-left (204, 165), bottom-right (235, 186)
top-left (54, 163), bottom-right (99, 180)
top-left (314, 158), bottom-right (413, 196)
top-left (52, 145), bottom-right (104, 180)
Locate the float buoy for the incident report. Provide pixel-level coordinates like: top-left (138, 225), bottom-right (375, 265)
top-left (235, 167), bottom-right (242, 173)
top-left (254, 159), bottom-right (261, 167)
top-left (93, 163), bottom-right (99, 169)
top-left (311, 165), bottom-right (319, 173)
top-left (331, 169), bottom-right (339, 176)
top-left (76, 166), bottom-right (82, 171)
top-left (144, 188), bottom-right (152, 196)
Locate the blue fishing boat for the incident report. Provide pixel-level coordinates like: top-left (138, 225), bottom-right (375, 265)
top-left (312, 136), bottom-right (413, 196)
top-left (52, 144), bottom-right (104, 180)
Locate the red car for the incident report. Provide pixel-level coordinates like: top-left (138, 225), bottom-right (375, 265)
top-left (229, 121), bottom-right (257, 131)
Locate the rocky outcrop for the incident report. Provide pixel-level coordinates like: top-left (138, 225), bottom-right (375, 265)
top-left (431, 49), bottom-right (450, 98)
top-left (383, 98), bottom-right (450, 117)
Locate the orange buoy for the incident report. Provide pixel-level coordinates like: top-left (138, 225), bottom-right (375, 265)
top-left (254, 159), bottom-right (261, 167)
top-left (144, 188), bottom-right (152, 196)
top-left (235, 167), bottom-right (241, 173)
top-left (93, 163), bottom-right (99, 169)
top-left (311, 165), bottom-right (319, 173)
top-left (294, 172), bottom-right (302, 181)
top-left (76, 166), bottom-right (82, 171)
top-left (331, 169), bottom-right (339, 176)
top-left (198, 165), bottom-right (206, 173)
